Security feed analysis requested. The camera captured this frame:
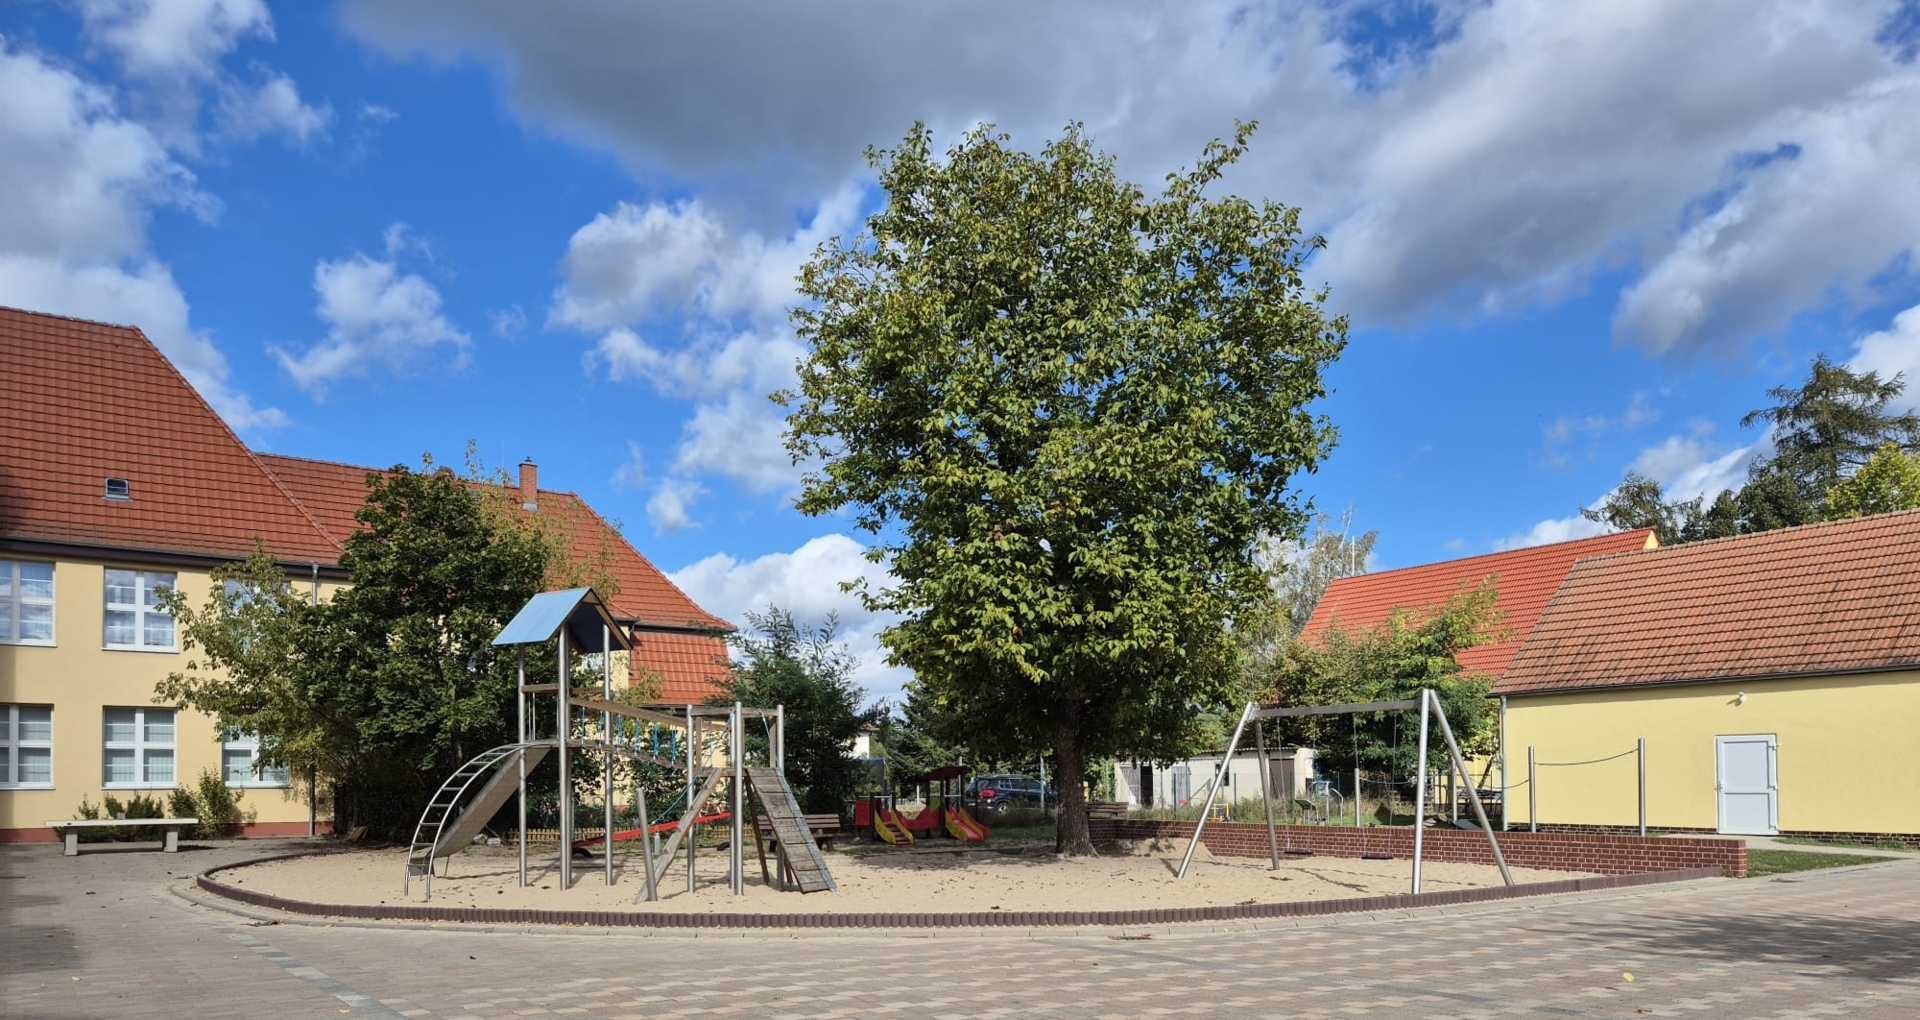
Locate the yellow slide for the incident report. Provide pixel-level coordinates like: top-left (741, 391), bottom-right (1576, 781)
top-left (944, 805), bottom-right (991, 842)
top-left (872, 806), bottom-right (914, 845)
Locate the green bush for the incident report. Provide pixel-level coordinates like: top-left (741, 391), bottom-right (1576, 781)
top-left (72, 792), bottom-right (167, 842)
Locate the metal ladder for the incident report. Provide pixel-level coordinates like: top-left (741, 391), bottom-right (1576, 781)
top-left (404, 743), bottom-right (526, 897)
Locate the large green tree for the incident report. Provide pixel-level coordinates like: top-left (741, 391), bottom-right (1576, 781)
top-left (783, 122), bottom-right (1347, 853)
top-left (1825, 443), bottom-right (1920, 519)
top-left (160, 462), bottom-right (550, 839)
top-left (1743, 354), bottom-right (1920, 505)
top-left (714, 608), bottom-right (878, 817)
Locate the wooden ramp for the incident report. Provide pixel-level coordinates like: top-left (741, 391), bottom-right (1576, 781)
top-left (745, 768), bottom-right (837, 893)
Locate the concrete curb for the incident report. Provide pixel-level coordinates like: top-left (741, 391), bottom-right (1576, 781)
top-left (194, 851), bottom-right (1724, 931)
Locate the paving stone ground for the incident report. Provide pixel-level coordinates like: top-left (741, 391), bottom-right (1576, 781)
top-left (6, 838), bottom-right (1920, 1019)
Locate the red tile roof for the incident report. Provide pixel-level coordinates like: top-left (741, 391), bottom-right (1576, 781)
top-left (0, 307), bottom-right (342, 563)
top-left (1499, 511), bottom-right (1920, 695)
top-left (256, 452), bottom-right (734, 700)
top-left (1299, 529), bottom-right (1659, 678)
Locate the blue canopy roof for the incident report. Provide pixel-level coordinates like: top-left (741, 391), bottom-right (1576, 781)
top-left (491, 587), bottom-right (630, 653)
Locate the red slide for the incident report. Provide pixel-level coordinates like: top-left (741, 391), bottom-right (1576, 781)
top-left (944, 805), bottom-right (991, 842)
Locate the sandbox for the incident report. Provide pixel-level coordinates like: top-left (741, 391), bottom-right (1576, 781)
top-left (212, 837), bottom-right (1592, 917)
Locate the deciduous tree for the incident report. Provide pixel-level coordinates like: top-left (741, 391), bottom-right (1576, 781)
top-left (783, 122), bottom-right (1347, 853)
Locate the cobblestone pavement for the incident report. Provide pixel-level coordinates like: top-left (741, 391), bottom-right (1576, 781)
top-left (7, 840), bottom-right (1920, 1019)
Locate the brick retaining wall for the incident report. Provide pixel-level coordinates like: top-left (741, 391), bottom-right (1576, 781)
top-left (1090, 819), bottom-right (1746, 877)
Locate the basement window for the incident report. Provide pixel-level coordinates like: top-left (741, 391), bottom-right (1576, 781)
top-left (104, 477), bottom-right (131, 500)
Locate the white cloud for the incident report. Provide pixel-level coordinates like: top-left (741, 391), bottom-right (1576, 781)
top-left (645, 477), bottom-right (706, 534)
top-left (275, 237), bottom-right (471, 396)
top-left (1849, 302), bottom-right (1920, 415)
top-left (0, 41), bottom-right (282, 431)
top-left (1491, 513), bottom-right (1609, 552)
top-left (214, 71), bottom-right (332, 145)
top-left (561, 185), bottom-right (858, 509)
top-left (669, 534), bottom-right (908, 703)
top-left (609, 440), bottom-right (646, 492)
top-left (349, 0), bottom-right (1920, 356)
top-left (76, 0), bottom-right (274, 79)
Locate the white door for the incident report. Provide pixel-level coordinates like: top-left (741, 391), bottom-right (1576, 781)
top-left (1716, 735), bottom-right (1778, 835)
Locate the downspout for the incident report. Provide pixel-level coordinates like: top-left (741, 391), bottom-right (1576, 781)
top-left (1498, 695), bottom-right (1509, 832)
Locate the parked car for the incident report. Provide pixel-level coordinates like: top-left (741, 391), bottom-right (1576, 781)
top-left (963, 774), bottom-right (1056, 818)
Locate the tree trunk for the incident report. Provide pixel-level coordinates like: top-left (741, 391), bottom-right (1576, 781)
top-left (1053, 722), bottom-right (1094, 855)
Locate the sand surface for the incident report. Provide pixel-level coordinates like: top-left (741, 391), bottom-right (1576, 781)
top-left (223, 838), bottom-right (1591, 916)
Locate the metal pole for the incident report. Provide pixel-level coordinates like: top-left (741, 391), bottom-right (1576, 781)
top-left (636, 782), bottom-right (657, 902)
top-left (558, 630), bottom-right (571, 890)
top-left (603, 624), bottom-right (614, 887)
top-left (732, 702), bottom-right (745, 895)
top-left (686, 707), bottom-right (696, 894)
top-left (1638, 737), bottom-right (1647, 838)
top-left (1354, 764), bottom-right (1362, 830)
top-left (1254, 718), bottom-right (1278, 870)
top-left (1411, 689), bottom-right (1430, 895)
top-left (1528, 745), bottom-right (1537, 833)
top-left (517, 647), bottom-right (528, 887)
top-left (1428, 691), bottom-right (1514, 886)
top-left (775, 705), bottom-right (786, 773)
top-left (1177, 702), bottom-right (1254, 879)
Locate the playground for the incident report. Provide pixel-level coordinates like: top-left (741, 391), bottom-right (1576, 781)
top-left (209, 836), bottom-right (1584, 915)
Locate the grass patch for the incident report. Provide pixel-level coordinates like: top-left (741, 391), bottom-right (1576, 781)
top-left (989, 822), bottom-right (1057, 844)
top-left (1775, 835), bottom-right (1913, 852)
top-left (1745, 849), bottom-right (1894, 877)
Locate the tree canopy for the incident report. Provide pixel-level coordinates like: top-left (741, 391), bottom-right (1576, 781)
top-left (159, 461), bottom-right (553, 839)
top-left (782, 121), bottom-right (1347, 853)
top-left (713, 608), bottom-right (878, 817)
top-left (1825, 443), bottom-right (1920, 520)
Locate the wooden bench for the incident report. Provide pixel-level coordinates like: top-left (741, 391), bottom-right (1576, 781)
top-left (46, 818), bottom-right (199, 856)
top-left (754, 813), bottom-right (843, 850)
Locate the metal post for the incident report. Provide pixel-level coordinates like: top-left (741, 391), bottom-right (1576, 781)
top-left (517, 647), bottom-right (528, 887)
top-left (603, 624), bottom-right (614, 887)
top-left (1354, 764), bottom-right (1363, 829)
top-left (1428, 690), bottom-right (1514, 886)
top-left (1411, 689), bottom-right (1430, 895)
top-left (1638, 737), bottom-right (1647, 838)
top-left (1254, 718), bottom-right (1278, 869)
top-left (1177, 702), bottom-right (1254, 879)
top-left (686, 707), bottom-right (697, 894)
top-left (775, 705), bottom-right (786, 773)
top-left (1528, 745), bottom-right (1537, 833)
top-left (557, 630), bottom-right (571, 890)
top-left (636, 782), bottom-right (657, 902)
top-left (731, 702), bottom-right (745, 896)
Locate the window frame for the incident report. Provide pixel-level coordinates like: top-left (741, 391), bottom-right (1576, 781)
top-left (1, 704), bottom-right (54, 789)
top-left (102, 706), bottom-right (176, 789)
top-left (0, 559), bottom-right (56, 646)
top-left (102, 569), bottom-right (176, 652)
top-left (221, 729), bottom-right (290, 788)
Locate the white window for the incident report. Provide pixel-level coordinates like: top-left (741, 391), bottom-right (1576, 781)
top-left (222, 730), bottom-right (289, 787)
top-left (104, 570), bottom-right (175, 651)
top-left (0, 560), bottom-right (55, 645)
top-left (103, 707), bottom-right (174, 787)
top-left (1, 705), bottom-right (54, 788)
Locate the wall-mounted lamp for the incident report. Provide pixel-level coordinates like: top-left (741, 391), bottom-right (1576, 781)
top-left (1734, 692), bottom-right (1747, 706)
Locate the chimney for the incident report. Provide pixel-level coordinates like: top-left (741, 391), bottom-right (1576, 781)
top-left (518, 459), bottom-right (538, 512)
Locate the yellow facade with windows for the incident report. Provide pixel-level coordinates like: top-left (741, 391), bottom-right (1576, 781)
top-left (0, 556), bottom-right (337, 840)
top-left (1502, 670), bottom-right (1920, 837)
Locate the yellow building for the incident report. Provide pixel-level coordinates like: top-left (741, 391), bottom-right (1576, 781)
top-left (0, 307), bottom-right (731, 843)
top-left (1498, 510), bottom-right (1920, 844)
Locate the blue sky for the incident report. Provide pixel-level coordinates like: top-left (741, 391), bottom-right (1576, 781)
top-left (5, 1), bottom-right (1919, 702)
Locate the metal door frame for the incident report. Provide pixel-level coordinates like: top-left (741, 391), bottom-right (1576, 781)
top-left (1714, 733), bottom-right (1779, 835)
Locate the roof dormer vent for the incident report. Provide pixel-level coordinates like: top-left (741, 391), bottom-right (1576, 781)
top-left (104, 477), bottom-right (132, 501)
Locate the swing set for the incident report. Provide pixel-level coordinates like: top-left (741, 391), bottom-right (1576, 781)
top-left (1176, 688), bottom-right (1513, 895)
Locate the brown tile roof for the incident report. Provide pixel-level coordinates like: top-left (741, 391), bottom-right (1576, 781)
top-left (1498, 511), bottom-right (1920, 695)
top-left (0, 307), bottom-right (342, 564)
top-left (256, 453), bottom-right (733, 700)
top-left (1299, 529), bottom-right (1659, 678)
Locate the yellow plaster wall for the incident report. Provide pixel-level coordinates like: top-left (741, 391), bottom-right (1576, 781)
top-left (1505, 671), bottom-right (1920, 834)
top-left (0, 558), bottom-right (337, 834)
